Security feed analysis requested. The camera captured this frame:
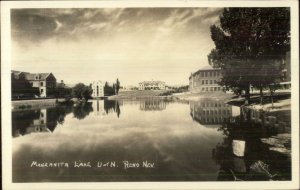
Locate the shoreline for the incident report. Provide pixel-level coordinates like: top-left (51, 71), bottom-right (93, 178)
top-left (12, 98), bottom-right (66, 111)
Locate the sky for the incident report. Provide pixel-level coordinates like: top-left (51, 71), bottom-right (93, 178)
top-left (11, 8), bottom-right (223, 86)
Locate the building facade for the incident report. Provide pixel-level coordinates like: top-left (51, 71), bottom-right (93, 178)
top-left (11, 71), bottom-right (56, 97)
top-left (189, 68), bottom-right (223, 93)
top-left (92, 80), bottom-right (105, 98)
top-left (139, 81), bottom-right (166, 90)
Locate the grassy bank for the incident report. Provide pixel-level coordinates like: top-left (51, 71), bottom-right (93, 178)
top-left (12, 98), bottom-right (65, 111)
top-left (108, 90), bottom-right (172, 100)
top-left (171, 91), bottom-right (234, 101)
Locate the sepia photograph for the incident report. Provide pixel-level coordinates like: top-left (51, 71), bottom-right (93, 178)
top-left (1, 1), bottom-right (299, 189)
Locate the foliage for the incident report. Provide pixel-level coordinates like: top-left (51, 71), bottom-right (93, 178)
top-left (47, 82), bottom-right (72, 98)
top-left (208, 8), bottom-right (290, 103)
top-left (72, 83), bottom-right (92, 100)
top-left (115, 78), bottom-right (120, 95)
top-left (104, 82), bottom-right (116, 96)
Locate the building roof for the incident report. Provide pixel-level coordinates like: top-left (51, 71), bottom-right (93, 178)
top-left (24, 73), bottom-right (52, 80)
top-left (139, 81), bottom-right (165, 85)
top-left (189, 66), bottom-right (221, 79)
top-left (11, 70), bottom-right (54, 81)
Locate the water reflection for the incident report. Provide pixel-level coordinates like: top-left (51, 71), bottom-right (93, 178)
top-left (103, 100), bottom-right (121, 117)
top-left (190, 99), bottom-right (232, 125)
top-left (12, 106), bottom-right (73, 137)
top-left (241, 106), bottom-right (290, 133)
top-left (139, 99), bottom-right (167, 111)
top-left (11, 98), bottom-right (291, 182)
top-left (212, 109), bottom-right (291, 181)
top-left (12, 100), bottom-right (121, 137)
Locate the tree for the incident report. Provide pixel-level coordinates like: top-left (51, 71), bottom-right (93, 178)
top-left (115, 78), bottom-right (120, 95)
top-left (104, 82), bottom-right (115, 96)
top-left (208, 8), bottom-right (290, 104)
top-left (72, 83), bottom-right (92, 100)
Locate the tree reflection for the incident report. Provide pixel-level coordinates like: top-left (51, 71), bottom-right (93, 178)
top-left (103, 100), bottom-right (121, 117)
top-left (72, 102), bottom-right (93, 120)
top-left (12, 105), bottom-right (73, 137)
top-left (212, 114), bottom-right (291, 181)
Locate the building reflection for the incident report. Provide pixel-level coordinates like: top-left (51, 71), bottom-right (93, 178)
top-left (190, 100), bottom-right (232, 125)
top-left (139, 99), bottom-right (166, 111)
top-left (241, 107), bottom-right (290, 133)
top-left (12, 106), bottom-right (73, 137)
top-left (92, 100), bottom-right (121, 118)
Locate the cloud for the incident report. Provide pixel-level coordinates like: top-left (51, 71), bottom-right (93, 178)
top-left (11, 8), bottom-right (222, 86)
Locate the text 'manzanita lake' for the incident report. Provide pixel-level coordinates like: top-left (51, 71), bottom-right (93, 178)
top-left (12, 99), bottom-right (291, 182)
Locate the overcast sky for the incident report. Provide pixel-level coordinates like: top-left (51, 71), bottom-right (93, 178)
top-left (11, 8), bottom-right (222, 86)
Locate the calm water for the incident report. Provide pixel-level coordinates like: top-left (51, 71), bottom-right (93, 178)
top-left (12, 98), bottom-right (291, 182)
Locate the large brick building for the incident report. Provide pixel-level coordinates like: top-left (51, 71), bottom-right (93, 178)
top-left (189, 67), bottom-right (223, 93)
top-left (11, 71), bottom-right (56, 97)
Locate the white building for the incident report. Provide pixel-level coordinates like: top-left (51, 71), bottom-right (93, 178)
top-left (139, 81), bottom-right (166, 90)
top-left (92, 81), bottom-right (105, 98)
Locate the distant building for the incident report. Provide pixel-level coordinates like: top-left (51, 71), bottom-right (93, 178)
top-left (189, 67), bottom-right (223, 93)
top-left (11, 70), bottom-right (56, 97)
top-left (92, 80), bottom-right (105, 98)
top-left (139, 81), bottom-right (166, 90)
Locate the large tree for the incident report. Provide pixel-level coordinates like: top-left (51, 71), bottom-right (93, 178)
top-left (115, 78), bottom-right (120, 95)
top-left (72, 83), bottom-right (92, 100)
top-left (208, 8), bottom-right (290, 104)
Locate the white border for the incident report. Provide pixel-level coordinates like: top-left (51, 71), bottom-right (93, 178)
top-left (1, 1), bottom-right (299, 190)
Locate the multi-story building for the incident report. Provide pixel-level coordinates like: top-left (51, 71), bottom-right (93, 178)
top-left (11, 70), bottom-right (56, 97)
top-left (92, 80), bottom-right (105, 98)
top-left (139, 81), bottom-right (166, 90)
top-left (189, 67), bottom-right (223, 93)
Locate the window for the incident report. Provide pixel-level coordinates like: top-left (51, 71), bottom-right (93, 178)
top-left (210, 80), bottom-right (212, 84)
top-left (201, 72), bottom-right (204, 77)
top-left (40, 82), bottom-right (43, 86)
top-left (202, 80), bottom-right (204, 84)
top-left (205, 72), bottom-right (207, 77)
top-left (40, 89), bottom-right (43, 93)
top-left (206, 80), bottom-right (208, 84)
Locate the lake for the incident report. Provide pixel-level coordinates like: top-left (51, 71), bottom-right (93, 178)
top-left (12, 98), bottom-right (291, 182)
